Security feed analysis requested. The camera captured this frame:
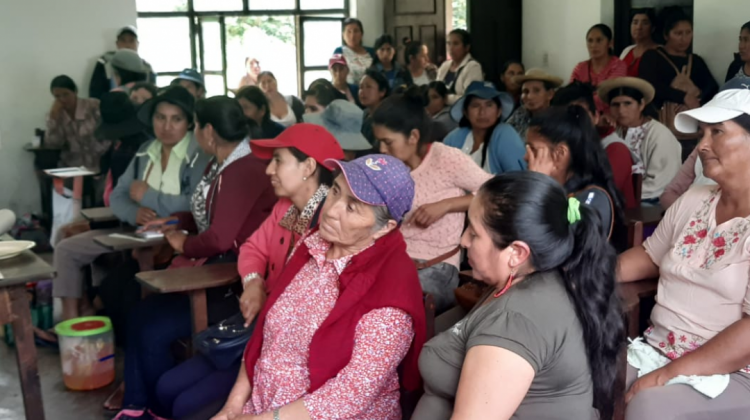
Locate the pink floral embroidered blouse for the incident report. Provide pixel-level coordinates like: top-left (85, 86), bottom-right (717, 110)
top-left (244, 231), bottom-right (415, 419)
top-left (643, 185), bottom-right (750, 374)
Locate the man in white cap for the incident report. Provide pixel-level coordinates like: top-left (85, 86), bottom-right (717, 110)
top-left (89, 25), bottom-right (155, 100)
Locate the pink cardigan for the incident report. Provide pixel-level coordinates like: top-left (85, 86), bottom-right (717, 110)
top-left (237, 199), bottom-right (298, 293)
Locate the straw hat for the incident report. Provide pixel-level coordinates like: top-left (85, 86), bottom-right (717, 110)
top-left (597, 77), bottom-right (655, 104)
top-left (511, 68), bottom-right (563, 88)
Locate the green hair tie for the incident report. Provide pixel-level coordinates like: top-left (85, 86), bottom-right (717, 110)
top-left (567, 197), bottom-right (582, 225)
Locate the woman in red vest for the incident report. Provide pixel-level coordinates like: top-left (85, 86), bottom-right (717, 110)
top-left (213, 154), bottom-right (426, 420)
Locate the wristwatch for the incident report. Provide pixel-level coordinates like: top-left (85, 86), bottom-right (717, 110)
top-left (273, 408), bottom-right (280, 420)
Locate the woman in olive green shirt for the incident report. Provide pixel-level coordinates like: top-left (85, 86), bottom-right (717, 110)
top-left (414, 171), bottom-right (623, 420)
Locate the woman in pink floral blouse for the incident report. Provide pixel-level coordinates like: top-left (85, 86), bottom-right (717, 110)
top-left (212, 154), bottom-right (426, 420)
top-left (618, 88), bottom-right (750, 419)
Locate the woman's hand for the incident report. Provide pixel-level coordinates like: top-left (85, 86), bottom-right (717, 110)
top-left (525, 144), bottom-right (556, 177)
top-left (625, 366), bottom-right (672, 404)
top-left (136, 207), bottom-right (157, 226)
top-left (240, 279), bottom-right (267, 327)
top-left (165, 230), bottom-right (188, 254)
top-left (49, 100), bottom-right (64, 120)
top-left (138, 217), bottom-right (178, 233)
top-left (210, 392), bottom-right (249, 420)
top-left (130, 180), bottom-right (149, 203)
top-left (408, 201), bottom-right (450, 228)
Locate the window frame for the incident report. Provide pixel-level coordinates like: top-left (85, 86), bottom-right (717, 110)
top-left (137, 0), bottom-right (349, 96)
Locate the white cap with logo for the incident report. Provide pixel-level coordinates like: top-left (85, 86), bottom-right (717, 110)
top-left (675, 88), bottom-right (750, 134)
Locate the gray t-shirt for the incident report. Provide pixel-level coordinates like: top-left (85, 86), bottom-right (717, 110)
top-left (414, 270), bottom-right (596, 420)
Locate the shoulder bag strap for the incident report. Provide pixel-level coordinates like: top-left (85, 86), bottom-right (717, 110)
top-left (655, 48), bottom-right (681, 75)
top-left (571, 185), bottom-right (615, 241)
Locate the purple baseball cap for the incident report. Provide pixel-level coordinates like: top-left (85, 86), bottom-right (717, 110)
top-left (325, 154), bottom-right (415, 224)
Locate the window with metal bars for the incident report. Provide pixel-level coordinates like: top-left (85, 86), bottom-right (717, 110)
top-left (136, 0), bottom-right (348, 97)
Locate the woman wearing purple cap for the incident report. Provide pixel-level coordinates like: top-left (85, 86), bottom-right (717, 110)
top-left (213, 154), bottom-right (426, 420)
top-left (371, 87), bottom-right (493, 313)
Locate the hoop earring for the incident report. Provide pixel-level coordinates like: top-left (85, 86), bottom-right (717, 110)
top-left (494, 268), bottom-right (515, 298)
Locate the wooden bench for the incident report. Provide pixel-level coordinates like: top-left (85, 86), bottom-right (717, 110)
top-left (135, 263), bottom-right (240, 335)
top-left (94, 230), bottom-right (167, 272)
top-left (0, 237), bottom-right (56, 420)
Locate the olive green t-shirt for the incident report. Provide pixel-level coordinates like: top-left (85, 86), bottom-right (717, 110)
top-left (414, 270), bottom-right (596, 420)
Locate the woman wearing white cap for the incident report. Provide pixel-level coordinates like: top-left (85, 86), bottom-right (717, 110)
top-left (618, 87), bottom-right (750, 419)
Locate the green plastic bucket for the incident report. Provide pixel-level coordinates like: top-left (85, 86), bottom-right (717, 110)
top-left (54, 316), bottom-right (115, 390)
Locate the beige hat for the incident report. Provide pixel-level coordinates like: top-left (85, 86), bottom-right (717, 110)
top-left (598, 77), bottom-right (655, 104)
top-left (512, 68), bottom-right (563, 88)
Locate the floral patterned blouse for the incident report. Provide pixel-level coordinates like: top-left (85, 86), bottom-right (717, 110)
top-left (243, 231), bottom-right (415, 419)
top-left (643, 185), bottom-right (750, 374)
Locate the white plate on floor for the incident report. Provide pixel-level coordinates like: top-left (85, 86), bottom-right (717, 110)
top-left (0, 241), bottom-right (35, 261)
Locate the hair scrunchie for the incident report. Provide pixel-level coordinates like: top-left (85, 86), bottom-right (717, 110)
top-left (567, 197), bottom-right (582, 225)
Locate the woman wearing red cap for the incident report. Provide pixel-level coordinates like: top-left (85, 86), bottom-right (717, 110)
top-left (214, 153), bottom-right (425, 420)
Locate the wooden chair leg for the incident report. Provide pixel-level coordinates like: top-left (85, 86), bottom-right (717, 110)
top-left (8, 286), bottom-right (46, 420)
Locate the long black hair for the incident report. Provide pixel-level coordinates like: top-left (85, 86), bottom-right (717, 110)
top-left (551, 81), bottom-right (597, 115)
top-left (236, 86), bottom-right (272, 125)
top-left (477, 171), bottom-right (623, 420)
top-left (303, 79), bottom-right (347, 106)
top-left (371, 86), bottom-right (433, 145)
top-left (529, 105), bottom-right (625, 226)
top-left (194, 96), bottom-right (250, 142)
top-left (362, 68), bottom-right (391, 98)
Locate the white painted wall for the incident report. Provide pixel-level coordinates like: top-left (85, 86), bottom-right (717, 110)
top-left (693, 0), bottom-right (746, 83)
top-left (351, 0), bottom-right (385, 46)
top-left (522, 0), bottom-right (741, 87)
top-left (0, 0), bottom-right (137, 215)
top-left (522, 0), bottom-right (605, 81)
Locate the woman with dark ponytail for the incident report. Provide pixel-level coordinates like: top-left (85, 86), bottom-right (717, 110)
top-left (525, 104), bottom-right (626, 248)
top-left (371, 86), bottom-right (491, 313)
top-left (414, 171), bottom-right (623, 420)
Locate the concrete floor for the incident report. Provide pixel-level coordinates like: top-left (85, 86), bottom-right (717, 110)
top-left (0, 330), bottom-right (123, 420)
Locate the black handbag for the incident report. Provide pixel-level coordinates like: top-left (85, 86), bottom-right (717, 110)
top-left (193, 313), bottom-right (255, 370)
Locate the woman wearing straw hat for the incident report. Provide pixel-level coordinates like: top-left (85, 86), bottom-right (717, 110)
top-left (598, 77), bottom-right (682, 205)
top-left (506, 68), bottom-right (563, 140)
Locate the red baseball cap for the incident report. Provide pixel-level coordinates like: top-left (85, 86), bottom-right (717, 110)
top-left (328, 54), bottom-right (348, 70)
top-left (250, 123), bottom-right (345, 171)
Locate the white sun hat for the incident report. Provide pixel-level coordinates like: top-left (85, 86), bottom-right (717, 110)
top-left (674, 85), bottom-right (750, 134)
